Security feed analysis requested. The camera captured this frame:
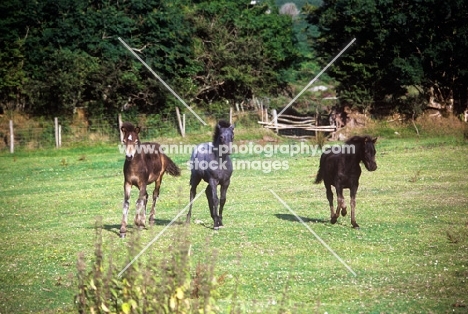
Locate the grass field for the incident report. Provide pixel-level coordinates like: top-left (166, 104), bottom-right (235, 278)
top-left (0, 127), bottom-right (467, 313)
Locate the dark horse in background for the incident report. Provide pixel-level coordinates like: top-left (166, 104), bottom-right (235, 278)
top-left (314, 135), bottom-right (377, 228)
top-left (186, 120), bottom-right (234, 230)
top-left (120, 122), bottom-right (181, 238)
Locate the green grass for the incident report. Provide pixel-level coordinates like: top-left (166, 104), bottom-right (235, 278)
top-left (0, 132), bottom-right (467, 313)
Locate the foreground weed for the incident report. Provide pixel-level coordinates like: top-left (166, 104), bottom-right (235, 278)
top-left (76, 218), bottom-right (223, 313)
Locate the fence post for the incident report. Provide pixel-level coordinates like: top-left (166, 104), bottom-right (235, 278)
top-left (54, 117), bottom-right (59, 148)
top-left (175, 107), bottom-right (185, 137)
top-left (118, 114), bottom-right (124, 143)
top-left (182, 113), bottom-right (186, 135)
top-left (9, 120), bottom-right (14, 153)
top-left (229, 107), bottom-right (233, 124)
top-left (58, 125), bottom-right (62, 147)
top-left (272, 109), bottom-right (278, 133)
top-left (260, 100), bottom-right (264, 121)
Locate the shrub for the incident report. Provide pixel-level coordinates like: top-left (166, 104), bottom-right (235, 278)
top-left (76, 218), bottom-right (222, 313)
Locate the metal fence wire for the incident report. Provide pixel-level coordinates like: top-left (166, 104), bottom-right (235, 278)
top-left (0, 109), bottom-right (264, 152)
top-left (1, 97), bottom-right (332, 152)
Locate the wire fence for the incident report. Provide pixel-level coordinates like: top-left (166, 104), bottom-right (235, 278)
top-left (0, 108), bottom-right (264, 152)
top-left (0, 96), bottom-right (339, 152)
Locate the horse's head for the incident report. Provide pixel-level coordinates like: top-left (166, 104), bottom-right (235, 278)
top-left (121, 123), bottom-right (140, 161)
top-left (362, 136), bottom-right (378, 171)
top-left (213, 120), bottom-right (234, 155)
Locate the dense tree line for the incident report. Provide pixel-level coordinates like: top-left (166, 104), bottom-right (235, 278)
top-left (305, 0), bottom-right (468, 115)
top-left (0, 0), bottom-right (304, 118)
top-left (1, 0), bottom-right (467, 119)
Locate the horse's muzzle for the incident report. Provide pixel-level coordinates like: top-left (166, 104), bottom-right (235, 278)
top-left (365, 162), bottom-right (377, 171)
top-left (218, 143), bottom-right (233, 155)
top-left (125, 145), bottom-right (136, 161)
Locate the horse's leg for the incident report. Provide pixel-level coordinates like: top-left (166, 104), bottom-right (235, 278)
top-left (350, 185), bottom-right (359, 229)
top-left (186, 176), bottom-right (201, 224)
top-left (120, 182), bottom-right (132, 238)
top-left (208, 179), bottom-right (220, 230)
top-left (205, 185), bottom-right (214, 220)
top-left (336, 186), bottom-right (346, 222)
top-left (149, 175), bottom-right (163, 226)
top-left (186, 185), bottom-right (196, 224)
top-left (325, 184), bottom-right (337, 224)
top-left (340, 192), bottom-right (348, 217)
top-left (218, 182), bottom-right (230, 227)
top-left (134, 184), bottom-right (148, 229)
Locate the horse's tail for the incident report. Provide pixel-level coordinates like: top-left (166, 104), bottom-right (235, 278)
top-left (163, 154), bottom-right (181, 177)
top-left (314, 155), bottom-right (325, 184)
top-left (314, 167), bottom-right (323, 184)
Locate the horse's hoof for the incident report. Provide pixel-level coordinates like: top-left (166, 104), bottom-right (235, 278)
top-left (213, 226), bottom-right (219, 230)
top-left (341, 209), bottom-right (347, 217)
top-left (330, 217), bottom-right (338, 224)
top-left (134, 220), bottom-right (146, 229)
top-left (352, 223), bottom-right (360, 229)
top-left (120, 233), bottom-right (126, 238)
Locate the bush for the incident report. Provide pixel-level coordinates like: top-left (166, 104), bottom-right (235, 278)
top-left (76, 218), bottom-right (223, 313)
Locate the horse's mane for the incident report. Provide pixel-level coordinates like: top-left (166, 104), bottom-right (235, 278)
top-left (345, 135), bottom-right (373, 145)
top-left (212, 120), bottom-right (232, 143)
top-left (121, 122), bottom-right (137, 132)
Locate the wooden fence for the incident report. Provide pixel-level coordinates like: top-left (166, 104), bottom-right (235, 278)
top-left (3, 117), bottom-right (116, 153)
top-left (1, 106), bottom-right (261, 152)
top-left (1, 100), bottom-right (337, 152)
top-left (258, 109), bottom-right (336, 137)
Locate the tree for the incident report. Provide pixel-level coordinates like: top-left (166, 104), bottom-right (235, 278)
top-left (0, 0), bottom-right (303, 118)
top-left (0, 0), bottom-right (35, 111)
top-left (187, 0), bottom-right (299, 105)
top-left (305, 0), bottom-right (468, 114)
top-left (0, 0), bottom-right (198, 117)
top-left (25, 49), bottom-right (99, 116)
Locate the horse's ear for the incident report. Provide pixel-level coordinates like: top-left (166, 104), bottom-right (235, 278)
top-left (230, 124), bottom-right (235, 130)
top-left (372, 137), bottom-right (378, 143)
top-left (135, 127), bottom-right (140, 134)
top-left (121, 126), bottom-right (127, 133)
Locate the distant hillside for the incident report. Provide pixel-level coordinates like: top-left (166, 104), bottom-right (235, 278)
top-left (275, 0), bottom-right (322, 10)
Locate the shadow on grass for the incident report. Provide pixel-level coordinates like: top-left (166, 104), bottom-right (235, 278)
top-left (152, 219), bottom-right (184, 226)
top-left (275, 213), bottom-right (328, 224)
top-left (102, 219), bottom-right (185, 236)
top-left (102, 224), bottom-right (126, 237)
top-left (182, 218), bottom-right (216, 230)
